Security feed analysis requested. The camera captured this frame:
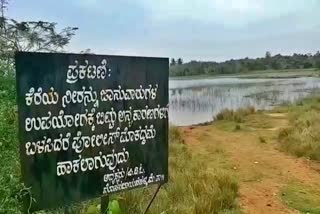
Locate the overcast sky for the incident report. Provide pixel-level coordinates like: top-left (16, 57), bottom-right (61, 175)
top-left (8, 0), bottom-right (320, 62)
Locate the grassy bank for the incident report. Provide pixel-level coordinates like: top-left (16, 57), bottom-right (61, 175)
top-left (212, 97), bottom-right (320, 161)
top-left (277, 97), bottom-right (320, 160)
top-left (209, 98), bottom-right (320, 213)
top-left (277, 98), bottom-right (320, 212)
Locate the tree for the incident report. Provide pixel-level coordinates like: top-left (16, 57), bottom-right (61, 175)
top-left (265, 51), bottom-right (271, 58)
top-left (170, 58), bottom-right (176, 66)
top-left (169, 50), bottom-right (320, 77)
top-left (0, 0), bottom-right (78, 58)
top-left (177, 58), bottom-right (183, 65)
top-left (0, 19), bottom-right (78, 55)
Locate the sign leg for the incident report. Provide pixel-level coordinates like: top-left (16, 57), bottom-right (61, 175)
top-left (143, 184), bottom-right (162, 214)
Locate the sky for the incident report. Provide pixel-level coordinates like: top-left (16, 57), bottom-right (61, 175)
top-left (7, 0), bottom-right (320, 62)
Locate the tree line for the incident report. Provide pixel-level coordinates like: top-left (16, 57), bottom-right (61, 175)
top-left (170, 51), bottom-right (320, 77)
top-left (170, 58), bottom-right (183, 66)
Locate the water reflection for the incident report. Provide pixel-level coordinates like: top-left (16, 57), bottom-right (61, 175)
top-left (169, 77), bottom-right (320, 126)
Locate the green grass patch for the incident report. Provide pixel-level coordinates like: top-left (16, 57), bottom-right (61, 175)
top-left (281, 182), bottom-right (320, 213)
top-left (244, 113), bottom-right (274, 129)
top-left (0, 76), bottom-right (24, 213)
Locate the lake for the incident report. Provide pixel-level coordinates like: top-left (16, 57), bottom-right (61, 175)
top-left (169, 77), bottom-right (320, 126)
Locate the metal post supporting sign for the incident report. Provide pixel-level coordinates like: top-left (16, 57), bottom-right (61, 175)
top-left (143, 183), bottom-right (163, 214)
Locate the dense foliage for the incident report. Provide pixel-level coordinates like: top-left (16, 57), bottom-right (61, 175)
top-left (0, 70), bottom-right (23, 213)
top-left (0, 0), bottom-right (78, 62)
top-left (170, 51), bottom-right (320, 76)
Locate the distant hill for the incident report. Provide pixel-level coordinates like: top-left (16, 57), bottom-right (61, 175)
top-left (169, 51), bottom-right (320, 77)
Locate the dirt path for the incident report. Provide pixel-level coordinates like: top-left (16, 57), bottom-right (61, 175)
top-left (181, 113), bottom-right (320, 214)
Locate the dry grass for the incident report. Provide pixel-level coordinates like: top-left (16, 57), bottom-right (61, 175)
top-left (278, 98), bottom-right (320, 160)
top-left (118, 126), bottom-right (240, 214)
top-left (169, 125), bottom-right (185, 144)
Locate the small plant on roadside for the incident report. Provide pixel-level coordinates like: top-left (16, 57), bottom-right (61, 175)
top-left (259, 136), bottom-right (267, 144)
top-left (169, 125), bottom-right (184, 144)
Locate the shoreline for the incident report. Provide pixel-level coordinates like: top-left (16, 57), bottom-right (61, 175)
top-left (172, 97), bottom-right (310, 128)
top-left (170, 68), bottom-right (320, 80)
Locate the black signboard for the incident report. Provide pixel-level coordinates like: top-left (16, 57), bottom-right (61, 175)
top-left (15, 52), bottom-right (169, 212)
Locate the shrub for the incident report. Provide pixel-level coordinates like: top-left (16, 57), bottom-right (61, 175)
top-left (215, 106), bottom-right (256, 123)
